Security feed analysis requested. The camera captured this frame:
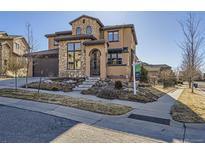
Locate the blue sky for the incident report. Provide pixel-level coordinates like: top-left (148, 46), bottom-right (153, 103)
top-left (0, 11), bottom-right (205, 69)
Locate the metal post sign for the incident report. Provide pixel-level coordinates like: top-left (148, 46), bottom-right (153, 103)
top-left (135, 63), bottom-right (141, 81)
top-left (133, 62), bottom-right (141, 95)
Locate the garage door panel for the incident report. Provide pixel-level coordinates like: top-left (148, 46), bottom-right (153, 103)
top-left (33, 57), bottom-right (58, 77)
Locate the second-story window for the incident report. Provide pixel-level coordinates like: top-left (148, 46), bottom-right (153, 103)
top-left (76, 27), bottom-right (81, 35)
top-left (15, 43), bottom-right (20, 49)
top-left (86, 26), bottom-right (92, 34)
top-left (108, 31), bottom-right (119, 42)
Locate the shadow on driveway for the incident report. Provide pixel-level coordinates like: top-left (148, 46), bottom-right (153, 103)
top-left (0, 104), bottom-right (79, 143)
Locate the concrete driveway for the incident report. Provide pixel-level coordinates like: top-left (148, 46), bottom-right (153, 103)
top-left (0, 77), bottom-right (46, 88)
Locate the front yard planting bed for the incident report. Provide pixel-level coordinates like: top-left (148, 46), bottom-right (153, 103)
top-left (171, 88), bottom-right (205, 123)
top-left (23, 77), bottom-right (85, 92)
top-left (0, 88), bottom-right (133, 115)
top-left (81, 85), bottom-right (166, 103)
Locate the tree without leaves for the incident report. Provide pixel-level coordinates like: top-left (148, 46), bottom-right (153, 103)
top-left (8, 56), bottom-right (26, 90)
top-left (25, 23), bottom-right (38, 88)
top-left (178, 13), bottom-right (204, 93)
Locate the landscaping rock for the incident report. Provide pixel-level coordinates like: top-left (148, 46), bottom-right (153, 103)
top-left (44, 80), bottom-right (53, 84)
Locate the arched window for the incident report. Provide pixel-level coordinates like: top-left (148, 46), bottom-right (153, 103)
top-left (86, 26), bottom-right (92, 34)
top-left (76, 27), bottom-right (81, 35)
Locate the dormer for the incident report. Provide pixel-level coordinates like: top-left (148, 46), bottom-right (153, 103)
top-left (69, 15), bottom-right (104, 39)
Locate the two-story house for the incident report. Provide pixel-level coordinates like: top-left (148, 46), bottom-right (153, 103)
top-left (29, 15), bottom-right (138, 81)
top-left (0, 31), bottom-right (29, 76)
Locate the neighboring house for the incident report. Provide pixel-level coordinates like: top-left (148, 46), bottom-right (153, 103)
top-left (28, 15), bottom-right (137, 81)
top-left (142, 62), bottom-right (172, 84)
top-left (0, 31), bottom-right (29, 76)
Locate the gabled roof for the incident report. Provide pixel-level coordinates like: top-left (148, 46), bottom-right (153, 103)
top-left (0, 32), bottom-right (29, 49)
top-left (69, 15), bottom-right (104, 27)
top-left (142, 63), bottom-right (171, 72)
top-left (0, 40), bottom-right (12, 48)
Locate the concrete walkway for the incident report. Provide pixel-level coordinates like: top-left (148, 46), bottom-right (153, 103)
top-left (0, 95), bottom-right (205, 142)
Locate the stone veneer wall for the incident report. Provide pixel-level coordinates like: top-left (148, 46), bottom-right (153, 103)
top-left (58, 40), bottom-right (87, 78)
top-left (0, 44), bottom-right (11, 71)
top-left (71, 17), bottom-right (101, 39)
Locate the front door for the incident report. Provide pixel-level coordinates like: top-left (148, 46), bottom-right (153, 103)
top-left (90, 50), bottom-right (100, 76)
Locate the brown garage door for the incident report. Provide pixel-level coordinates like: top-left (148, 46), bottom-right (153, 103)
top-left (33, 55), bottom-right (59, 77)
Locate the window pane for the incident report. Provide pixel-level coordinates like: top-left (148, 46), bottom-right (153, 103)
top-left (112, 53), bottom-right (117, 64)
top-left (108, 32), bottom-right (113, 41)
top-left (112, 53), bottom-right (117, 58)
top-left (75, 43), bottom-right (81, 50)
top-left (68, 52), bottom-right (74, 69)
top-left (114, 31), bottom-right (119, 41)
top-left (76, 27), bottom-right (81, 35)
top-left (68, 44), bottom-right (74, 51)
top-left (68, 63), bottom-right (74, 69)
top-left (117, 53), bottom-right (122, 58)
top-left (117, 53), bottom-right (122, 64)
top-left (68, 52), bottom-right (74, 62)
top-left (86, 26), bottom-right (92, 34)
top-left (75, 52), bottom-right (81, 69)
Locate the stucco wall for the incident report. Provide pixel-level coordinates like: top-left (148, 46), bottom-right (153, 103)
top-left (13, 38), bottom-right (27, 56)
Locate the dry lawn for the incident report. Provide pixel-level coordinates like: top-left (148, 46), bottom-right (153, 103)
top-left (153, 85), bottom-right (176, 94)
top-left (171, 88), bottom-right (205, 123)
top-left (0, 88), bottom-right (133, 115)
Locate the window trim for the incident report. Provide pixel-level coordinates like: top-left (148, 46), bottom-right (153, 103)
top-left (67, 42), bottom-right (81, 70)
top-left (108, 30), bottom-right (119, 42)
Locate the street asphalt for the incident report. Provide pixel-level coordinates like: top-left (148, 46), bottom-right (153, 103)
top-left (0, 104), bottom-right (78, 143)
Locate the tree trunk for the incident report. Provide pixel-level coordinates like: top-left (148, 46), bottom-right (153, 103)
top-left (192, 82), bottom-right (194, 93)
top-left (37, 70), bottom-right (43, 94)
top-left (15, 72), bottom-right (17, 91)
top-left (25, 59), bottom-right (29, 88)
top-left (188, 78), bottom-right (191, 88)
